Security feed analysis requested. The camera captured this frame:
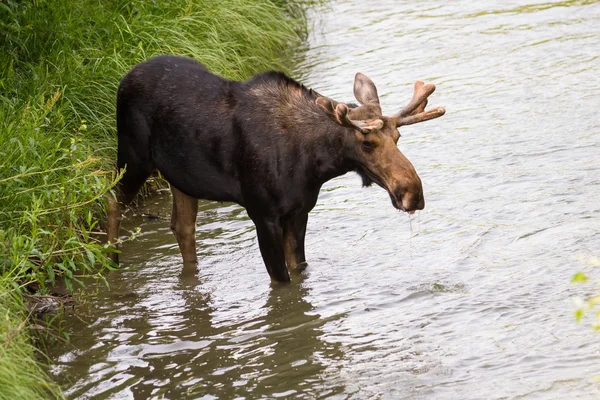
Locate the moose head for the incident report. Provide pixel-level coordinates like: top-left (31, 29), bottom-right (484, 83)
top-left (316, 73), bottom-right (445, 214)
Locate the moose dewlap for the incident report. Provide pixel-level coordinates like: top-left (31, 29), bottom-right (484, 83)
top-left (106, 55), bottom-right (445, 282)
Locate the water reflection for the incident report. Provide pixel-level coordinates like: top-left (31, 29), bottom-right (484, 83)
top-left (50, 245), bottom-right (346, 399)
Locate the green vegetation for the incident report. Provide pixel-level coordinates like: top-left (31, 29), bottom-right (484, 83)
top-left (0, 289), bottom-right (63, 399)
top-left (0, 0), bottom-right (311, 397)
top-left (572, 256), bottom-right (600, 329)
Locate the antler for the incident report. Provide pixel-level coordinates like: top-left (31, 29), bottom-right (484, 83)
top-left (394, 81), bottom-right (445, 127)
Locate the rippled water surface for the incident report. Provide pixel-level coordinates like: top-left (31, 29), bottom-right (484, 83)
top-left (48, 1), bottom-right (600, 398)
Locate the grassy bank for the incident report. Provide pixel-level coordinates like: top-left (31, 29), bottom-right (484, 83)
top-left (0, 289), bottom-right (63, 399)
top-left (0, 0), bottom-right (311, 397)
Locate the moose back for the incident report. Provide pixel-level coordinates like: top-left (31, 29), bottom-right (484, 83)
top-left (107, 55), bottom-right (445, 282)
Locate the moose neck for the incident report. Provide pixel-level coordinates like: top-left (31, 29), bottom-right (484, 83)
top-left (244, 73), bottom-right (360, 188)
top-left (289, 104), bottom-right (359, 187)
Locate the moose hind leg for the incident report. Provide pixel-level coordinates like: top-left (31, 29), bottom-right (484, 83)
top-left (170, 186), bottom-right (199, 264)
top-left (106, 166), bottom-right (154, 263)
top-left (108, 110), bottom-right (154, 263)
top-left (283, 213), bottom-right (309, 272)
top-left (106, 193), bottom-right (122, 263)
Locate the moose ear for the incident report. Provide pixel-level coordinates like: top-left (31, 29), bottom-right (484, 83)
top-left (317, 97), bottom-right (383, 134)
top-left (353, 73), bottom-right (380, 106)
top-left (316, 96), bottom-right (339, 120)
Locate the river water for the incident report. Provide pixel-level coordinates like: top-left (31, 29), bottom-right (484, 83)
top-left (48, 1), bottom-right (600, 398)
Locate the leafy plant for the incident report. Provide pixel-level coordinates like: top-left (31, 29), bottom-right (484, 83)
top-left (572, 256), bottom-right (600, 329)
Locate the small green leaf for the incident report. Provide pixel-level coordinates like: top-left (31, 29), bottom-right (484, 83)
top-left (571, 272), bottom-right (588, 283)
top-left (86, 249), bottom-right (95, 267)
top-left (46, 265), bottom-right (55, 284)
top-left (575, 309), bottom-right (585, 323)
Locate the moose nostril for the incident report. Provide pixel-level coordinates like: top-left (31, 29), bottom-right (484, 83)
top-left (398, 189), bottom-right (425, 211)
top-left (417, 196), bottom-right (425, 210)
top-left (395, 189), bottom-right (405, 204)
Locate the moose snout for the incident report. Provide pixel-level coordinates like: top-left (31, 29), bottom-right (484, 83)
top-left (393, 188), bottom-right (425, 213)
top-left (384, 150), bottom-right (425, 213)
top-left (391, 177), bottom-right (425, 213)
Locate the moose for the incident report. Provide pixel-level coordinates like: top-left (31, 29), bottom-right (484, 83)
top-left (107, 55), bottom-right (445, 282)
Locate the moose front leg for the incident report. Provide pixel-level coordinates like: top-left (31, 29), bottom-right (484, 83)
top-left (283, 213), bottom-right (308, 272)
top-left (170, 186), bottom-right (199, 264)
top-left (252, 216), bottom-right (290, 283)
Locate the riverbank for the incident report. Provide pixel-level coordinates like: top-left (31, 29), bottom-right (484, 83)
top-left (0, 0), bottom-right (310, 397)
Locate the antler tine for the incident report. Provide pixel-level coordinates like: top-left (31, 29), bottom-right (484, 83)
top-left (397, 81), bottom-right (435, 117)
top-left (396, 107), bottom-right (446, 126)
top-left (394, 80), bottom-right (445, 127)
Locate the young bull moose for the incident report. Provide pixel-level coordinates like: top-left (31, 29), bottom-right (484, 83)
top-left (107, 55), bottom-right (445, 282)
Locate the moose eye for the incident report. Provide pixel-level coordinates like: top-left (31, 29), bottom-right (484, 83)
top-left (362, 140), bottom-right (375, 151)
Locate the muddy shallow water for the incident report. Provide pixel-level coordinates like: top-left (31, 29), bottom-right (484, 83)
top-left (48, 0), bottom-right (600, 398)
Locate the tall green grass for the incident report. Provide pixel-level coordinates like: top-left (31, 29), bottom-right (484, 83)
top-left (0, 290), bottom-right (63, 400)
top-left (1, 0), bottom-right (310, 290)
top-left (0, 0), bottom-right (312, 397)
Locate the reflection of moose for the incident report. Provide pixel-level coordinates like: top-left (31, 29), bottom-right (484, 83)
top-left (125, 264), bottom-right (345, 398)
top-left (107, 55), bottom-right (445, 282)
top-left (177, 267), bottom-right (345, 398)
top-left (49, 260), bottom-right (345, 398)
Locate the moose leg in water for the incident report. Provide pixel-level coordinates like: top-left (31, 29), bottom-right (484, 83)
top-left (170, 186), bottom-right (199, 264)
top-left (106, 92), bottom-right (156, 262)
top-left (106, 195), bottom-right (121, 262)
top-left (106, 172), bottom-right (153, 263)
top-left (283, 214), bottom-right (309, 272)
top-left (251, 215), bottom-right (290, 283)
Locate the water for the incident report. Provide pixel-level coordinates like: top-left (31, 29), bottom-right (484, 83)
top-left (48, 1), bottom-right (600, 398)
